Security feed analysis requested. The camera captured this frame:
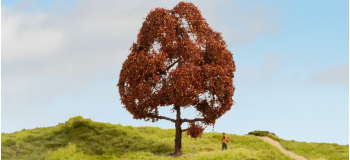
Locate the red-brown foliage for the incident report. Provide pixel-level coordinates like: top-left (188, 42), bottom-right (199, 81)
top-left (117, 1), bottom-right (235, 148)
top-left (186, 122), bottom-right (205, 139)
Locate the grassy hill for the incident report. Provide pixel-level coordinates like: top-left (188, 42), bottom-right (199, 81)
top-left (279, 139), bottom-right (348, 160)
top-left (1, 116), bottom-right (348, 160)
top-left (247, 130), bottom-right (349, 160)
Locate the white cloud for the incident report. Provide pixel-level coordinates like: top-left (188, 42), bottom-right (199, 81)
top-left (2, 0), bottom-right (281, 90)
top-left (240, 66), bottom-right (256, 78)
top-left (2, 7), bottom-right (65, 61)
top-left (259, 54), bottom-right (279, 81)
top-left (235, 66), bottom-right (256, 86)
top-left (1, 0), bottom-right (280, 132)
top-left (2, 0), bottom-right (280, 72)
top-left (311, 65), bottom-right (349, 86)
top-left (201, 1), bottom-right (281, 45)
top-left (234, 54), bottom-right (280, 89)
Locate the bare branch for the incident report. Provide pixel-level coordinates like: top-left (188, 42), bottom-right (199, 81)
top-left (155, 115), bottom-right (176, 123)
top-left (156, 59), bottom-right (179, 75)
top-left (182, 128), bottom-right (188, 132)
top-left (166, 59), bottom-right (179, 71)
top-left (181, 118), bottom-right (204, 123)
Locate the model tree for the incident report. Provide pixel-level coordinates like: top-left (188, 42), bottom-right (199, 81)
top-left (117, 2), bottom-right (235, 157)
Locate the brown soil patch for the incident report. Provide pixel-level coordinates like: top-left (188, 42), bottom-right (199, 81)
top-left (259, 137), bottom-right (308, 160)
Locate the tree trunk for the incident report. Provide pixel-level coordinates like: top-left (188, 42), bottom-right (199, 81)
top-left (173, 105), bottom-right (183, 156)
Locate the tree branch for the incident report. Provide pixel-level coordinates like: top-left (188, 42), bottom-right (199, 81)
top-left (182, 128), bottom-right (188, 132)
top-left (165, 59), bottom-right (179, 71)
top-left (155, 115), bottom-right (176, 123)
top-left (181, 118), bottom-right (204, 123)
top-left (156, 59), bottom-right (179, 75)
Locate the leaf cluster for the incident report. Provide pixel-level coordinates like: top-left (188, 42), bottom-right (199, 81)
top-left (186, 122), bottom-right (205, 139)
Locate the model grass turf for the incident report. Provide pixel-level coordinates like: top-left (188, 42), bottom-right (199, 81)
top-left (279, 139), bottom-right (349, 160)
top-left (1, 116), bottom-right (296, 160)
top-left (2, 116), bottom-right (348, 159)
top-left (248, 130), bottom-right (349, 160)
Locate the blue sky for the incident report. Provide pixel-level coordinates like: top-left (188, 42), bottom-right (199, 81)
top-left (2, 0), bottom-right (349, 145)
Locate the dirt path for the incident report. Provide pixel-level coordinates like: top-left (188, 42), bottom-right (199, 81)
top-left (258, 137), bottom-right (308, 160)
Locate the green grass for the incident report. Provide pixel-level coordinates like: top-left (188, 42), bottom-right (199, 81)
top-left (279, 139), bottom-right (349, 160)
top-left (1, 116), bottom-right (347, 160)
top-left (248, 130), bottom-right (349, 160)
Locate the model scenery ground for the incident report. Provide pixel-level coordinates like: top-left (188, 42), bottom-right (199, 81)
top-left (1, 116), bottom-right (348, 160)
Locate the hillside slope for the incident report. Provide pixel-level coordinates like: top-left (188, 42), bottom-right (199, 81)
top-left (259, 137), bottom-right (307, 160)
top-left (1, 116), bottom-right (347, 160)
top-left (279, 139), bottom-right (349, 160)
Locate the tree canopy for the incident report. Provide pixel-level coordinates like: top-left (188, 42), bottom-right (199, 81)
top-left (117, 1), bottom-right (235, 156)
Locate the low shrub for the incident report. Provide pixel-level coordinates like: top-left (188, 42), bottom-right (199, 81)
top-left (247, 130), bottom-right (280, 142)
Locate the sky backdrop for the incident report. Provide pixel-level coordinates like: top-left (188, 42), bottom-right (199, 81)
top-left (2, 0), bottom-right (349, 145)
